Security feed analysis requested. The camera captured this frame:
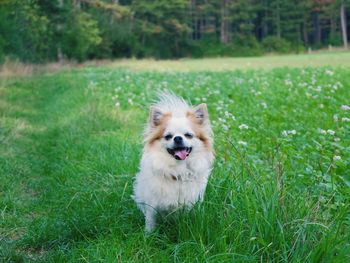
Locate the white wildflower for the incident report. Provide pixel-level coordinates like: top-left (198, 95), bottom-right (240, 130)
top-left (239, 124), bottom-right (249, 130)
top-left (128, 98), bottom-right (133, 105)
top-left (218, 117), bottom-right (226, 123)
top-left (333, 156), bottom-right (341, 161)
top-left (334, 137), bottom-right (340, 142)
top-left (282, 130), bottom-right (297, 136)
top-left (327, 129), bottom-right (335, 136)
top-left (341, 105), bottom-right (350, 111)
top-left (325, 70), bottom-right (334, 76)
top-left (261, 102), bottom-right (267, 109)
top-left (342, 117), bottom-right (350, 122)
top-left (222, 125), bottom-right (229, 131)
top-left (333, 115), bottom-right (338, 122)
top-left (318, 129), bottom-right (327, 135)
top-left (115, 102), bottom-right (120, 107)
top-left (238, 141), bottom-right (247, 146)
top-left (285, 79), bottom-right (292, 86)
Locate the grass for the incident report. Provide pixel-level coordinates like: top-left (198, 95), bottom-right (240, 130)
top-left (1, 57), bottom-right (350, 262)
top-left (112, 51), bottom-right (350, 71)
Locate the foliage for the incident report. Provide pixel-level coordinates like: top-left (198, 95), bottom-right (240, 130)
top-left (189, 35), bottom-right (262, 57)
top-left (131, 0), bottom-right (191, 58)
top-left (0, 0), bottom-right (349, 61)
top-left (63, 11), bottom-right (102, 62)
top-left (262, 36), bottom-right (292, 53)
top-left (0, 0), bottom-right (50, 62)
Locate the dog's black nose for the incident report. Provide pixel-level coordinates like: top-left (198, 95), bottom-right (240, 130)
top-left (174, 136), bottom-right (183, 144)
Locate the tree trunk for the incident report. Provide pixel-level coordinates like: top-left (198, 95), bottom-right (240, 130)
top-left (313, 12), bottom-right (321, 45)
top-left (276, 1), bottom-right (281, 38)
top-left (74, 0), bottom-right (81, 10)
top-left (220, 0), bottom-right (229, 44)
top-left (57, 0), bottom-right (64, 62)
top-left (190, 0), bottom-right (196, 40)
top-left (340, 3), bottom-right (348, 49)
top-left (262, 0), bottom-right (268, 38)
top-left (303, 15), bottom-right (309, 46)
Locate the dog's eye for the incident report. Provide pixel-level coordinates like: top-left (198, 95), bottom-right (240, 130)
top-left (184, 133), bottom-right (193, 139)
top-left (164, 134), bottom-right (173, 140)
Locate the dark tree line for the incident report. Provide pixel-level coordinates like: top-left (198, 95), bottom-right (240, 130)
top-left (0, 0), bottom-right (349, 62)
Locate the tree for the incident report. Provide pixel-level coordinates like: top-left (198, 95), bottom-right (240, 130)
top-left (340, 1), bottom-right (348, 48)
top-left (0, 0), bottom-right (50, 62)
top-left (62, 11), bottom-right (102, 61)
top-left (131, 0), bottom-right (190, 58)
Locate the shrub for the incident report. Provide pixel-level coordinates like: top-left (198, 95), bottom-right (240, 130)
top-left (229, 35), bottom-right (262, 57)
top-left (262, 36), bottom-right (292, 54)
top-left (190, 35), bottom-right (262, 58)
top-left (62, 12), bottom-right (102, 62)
top-left (0, 36), bottom-right (5, 62)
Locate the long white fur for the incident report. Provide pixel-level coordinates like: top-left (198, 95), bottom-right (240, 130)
top-left (132, 93), bottom-right (214, 232)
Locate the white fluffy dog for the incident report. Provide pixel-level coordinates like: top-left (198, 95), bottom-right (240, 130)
top-left (132, 93), bottom-right (214, 232)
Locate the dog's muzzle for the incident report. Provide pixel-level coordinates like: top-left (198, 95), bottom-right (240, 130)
top-left (167, 147), bottom-right (192, 160)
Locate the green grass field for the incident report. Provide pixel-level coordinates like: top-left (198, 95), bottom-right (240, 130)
top-left (1, 56), bottom-right (350, 262)
top-left (112, 52), bottom-right (350, 71)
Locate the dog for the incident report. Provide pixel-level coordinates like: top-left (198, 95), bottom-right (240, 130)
top-left (132, 92), bottom-right (214, 232)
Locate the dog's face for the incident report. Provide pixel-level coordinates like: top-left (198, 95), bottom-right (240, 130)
top-left (145, 104), bottom-right (212, 161)
top-left (162, 117), bottom-right (195, 160)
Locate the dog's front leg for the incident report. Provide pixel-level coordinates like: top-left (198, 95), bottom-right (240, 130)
top-left (144, 207), bottom-right (156, 233)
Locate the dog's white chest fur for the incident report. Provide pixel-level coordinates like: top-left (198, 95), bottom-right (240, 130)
top-left (134, 152), bottom-right (211, 206)
top-left (133, 150), bottom-right (213, 232)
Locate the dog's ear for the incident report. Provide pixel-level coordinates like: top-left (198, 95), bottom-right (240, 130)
top-left (149, 106), bottom-right (163, 126)
top-left (193, 103), bottom-right (208, 125)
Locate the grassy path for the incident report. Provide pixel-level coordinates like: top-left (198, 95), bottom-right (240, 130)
top-left (0, 71), bottom-right (145, 261)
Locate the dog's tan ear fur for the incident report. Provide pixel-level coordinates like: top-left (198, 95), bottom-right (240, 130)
top-left (193, 103), bottom-right (208, 125)
top-left (149, 106), bottom-right (163, 127)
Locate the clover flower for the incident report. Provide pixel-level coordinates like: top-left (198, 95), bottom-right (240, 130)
top-left (327, 130), bottom-right (335, 136)
top-left (341, 105), bottom-right (350, 111)
top-left (318, 129), bottom-right (327, 135)
top-left (239, 124), bottom-right (249, 130)
top-left (238, 141), bottom-right (247, 146)
top-left (333, 156), bottom-right (341, 161)
top-left (282, 130), bottom-right (297, 137)
top-left (325, 70), bottom-right (334, 76)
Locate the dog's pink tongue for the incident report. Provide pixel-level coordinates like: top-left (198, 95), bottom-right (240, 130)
top-left (175, 150), bottom-right (188, 160)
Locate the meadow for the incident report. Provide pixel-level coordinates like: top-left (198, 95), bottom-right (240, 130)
top-left (1, 55), bottom-right (350, 262)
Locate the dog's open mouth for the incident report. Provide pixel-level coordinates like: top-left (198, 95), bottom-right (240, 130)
top-left (167, 147), bottom-right (192, 160)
